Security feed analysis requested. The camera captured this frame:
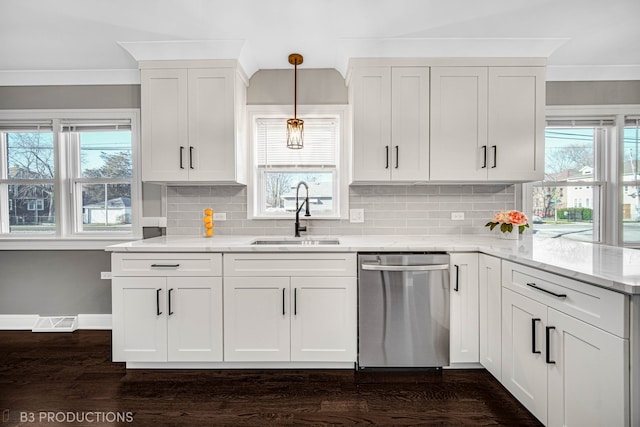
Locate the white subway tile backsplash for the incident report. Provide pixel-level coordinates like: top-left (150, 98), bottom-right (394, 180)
top-left (166, 184), bottom-right (516, 236)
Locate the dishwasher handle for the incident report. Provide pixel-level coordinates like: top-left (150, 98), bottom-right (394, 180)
top-left (361, 263), bottom-right (449, 272)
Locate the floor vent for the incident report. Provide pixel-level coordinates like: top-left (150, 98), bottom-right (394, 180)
top-left (32, 316), bottom-right (78, 332)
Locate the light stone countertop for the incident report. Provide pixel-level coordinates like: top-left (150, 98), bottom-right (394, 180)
top-left (106, 234), bottom-right (640, 295)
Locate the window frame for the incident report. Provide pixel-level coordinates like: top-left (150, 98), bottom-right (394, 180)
top-left (246, 104), bottom-right (350, 220)
top-left (0, 109), bottom-right (141, 245)
top-left (524, 105), bottom-right (640, 247)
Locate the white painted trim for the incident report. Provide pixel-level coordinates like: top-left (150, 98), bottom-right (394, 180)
top-left (0, 314), bottom-right (112, 330)
top-left (0, 69), bottom-right (140, 86)
top-left (0, 238), bottom-right (136, 250)
top-left (127, 361), bottom-right (354, 369)
top-left (77, 314), bottom-right (112, 330)
top-left (0, 315), bottom-right (38, 330)
top-left (547, 65), bottom-right (640, 82)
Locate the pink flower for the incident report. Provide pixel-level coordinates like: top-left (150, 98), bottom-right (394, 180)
top-left (507, 210), bottom-right (528, 226)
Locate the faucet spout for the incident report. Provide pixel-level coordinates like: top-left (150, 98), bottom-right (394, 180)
top-left (294, 181), bottom-right (310, 237)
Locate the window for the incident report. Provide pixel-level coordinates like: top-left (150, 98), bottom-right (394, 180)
top-left (62, 120), bottom-right (133, 233)
top-left (531, 118), bottom-right (611, 242)
top-left (0, 110), bottom-right (140, 240)
top-left (249, 106), bottom-right (348, 219)
top-left (623, 117), bottom-right (640, 245)
top-left (0, 122), bottom-right (55, 234)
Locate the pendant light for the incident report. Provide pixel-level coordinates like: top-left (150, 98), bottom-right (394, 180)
top-left (286, 53), bottom-right (304, 149)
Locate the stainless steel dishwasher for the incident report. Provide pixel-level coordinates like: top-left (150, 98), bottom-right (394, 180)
top-left (358, 253), bottom-right (450, 369)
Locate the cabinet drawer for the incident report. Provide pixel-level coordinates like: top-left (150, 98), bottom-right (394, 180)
top-left (112, 253), bottom-right (222, 276)
top-left (502, 261), bottom-right (628, 338)
top-left (224, 253), bottom-right (357, 277)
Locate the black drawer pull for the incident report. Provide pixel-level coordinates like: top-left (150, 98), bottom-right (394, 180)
top-left (546, 326), bottom-right (556, 364)
top-left (156, 288), bottom-right (162, 316)
top-left (168, 288), bottom-right (174, 315)
top-left (454, 264), bottom-right (460, 292)
top-left (151, 264), bottom-right (180, 268)
top-left (526, 282), bottom-right (567, 299)
top-left (531, 318), bottom-right (541, 354)
top-left (491, 145), bottom-right (497, 168)
top-left (179, 146), bottom-right (185, 169)
top-left (282, 288), bottom-right (286, 316)
top-left (481, 145), bottom-right (487, 169)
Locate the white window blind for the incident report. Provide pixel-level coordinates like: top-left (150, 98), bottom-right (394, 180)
top-left (60, 119), bottom-right (132, 132)
top-left (546, 117), bottom-right (616, 127)
top-left (0, 120), bottom-right (53, 131)
top-left (256, 118), bottom-right (338, 167)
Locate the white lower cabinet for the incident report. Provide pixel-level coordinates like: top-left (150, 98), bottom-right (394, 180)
top-left (478, 254), bottom-right (502, 379)
top-left (112, 276), bottom-right (223, 362)
top-left (501, 261), bottom-right (630, 427)
top-left (223, 253), bottom-right (357, 363)
top-left (449, 253), bottom-right (479, 364)
top-left (111, 253), bottom-right (223, 363)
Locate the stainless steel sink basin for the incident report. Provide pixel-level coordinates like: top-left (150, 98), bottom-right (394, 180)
top-left (251, 238), bottom-right (340, 246)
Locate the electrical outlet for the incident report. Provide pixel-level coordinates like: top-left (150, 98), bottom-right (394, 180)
top-left (350, 209), bottom-right (365, 223)
top-left (100, 271), bottom-right (112, 280)
top-left (451, 212), bottom-right (465, 221)
top-left (213, 212), bottom-right (226, 221)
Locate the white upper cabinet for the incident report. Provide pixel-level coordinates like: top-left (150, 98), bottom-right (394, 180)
top-left (430, 66), bottom-right (545, 182)
top-left (141, 61), bottom-right (247, 184)
top-left (350, 66), bottom-right (430, 182)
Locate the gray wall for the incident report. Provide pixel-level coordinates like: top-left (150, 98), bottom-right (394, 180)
top-left (0, 251), bottom-right (111, 315)
top-left (1, 75), bottom-right (639, 318)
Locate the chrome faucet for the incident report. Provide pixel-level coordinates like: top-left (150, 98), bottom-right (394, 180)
top-left (294, 181), bottom-right (311, 237)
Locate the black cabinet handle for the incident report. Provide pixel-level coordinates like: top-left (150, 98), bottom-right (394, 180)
top-left (481, 145), bottom-right (487, 169)
top-left (156, 288), bottom-right (162, 316)
top-left (454, 265), bottom-right (459, 292)
top-left (385, 146), bottom-right (389, 169)
top-left (189, 146), bottom-right (194, 169)
top-left (532, 318), bottom-right (541, 354)
top-left (168, 288), bottom-right (174, 315)
top-left (294, 288), bottom-right (297, 315)
top-left (526, 282), bottom-right (567, 299)
top-left (179, 146), bottom-right (185, 169)
top-left (151, 264), bottom-right (180, 268)
top-left (282, 288), bottom-right (286, 315)
top-left (395, 145), bottom-right (399, 169)
top-left (491, 145), bottom-right (497, 168)
top-left (546, 326), bottom-right (556, 364)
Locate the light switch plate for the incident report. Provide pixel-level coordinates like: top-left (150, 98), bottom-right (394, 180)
top-left (350, 209), bottom-right (365, 223)
top-left (100, 272), bottom-right (112, 280)
top-left (213, 212), bottom-right (226, 221)
top-left (451, 212), bottom-right (465, 220)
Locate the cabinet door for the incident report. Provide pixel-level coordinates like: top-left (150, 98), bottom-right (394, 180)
top-left (449, 253), bottom-right (480, 364)
top-left (430, 67), bottom-right (488, 181)
top-left (290, 277), bottom-right (357, 362)
top-left (187, 68), bottom-right (236, 182)
top-left (547, 308), bottom-right (629, 427)
top-left (112, 277), bottom-right (167, 362)
top-left (479, 254), bottom-right (502, 380)
top-left (351, 67), bottom-right (392, 182)
top-left (390, 67), bottom-right (430, 181)
top-left (223, 277), bottom-right (290, 362)
top-left (487, 67), bottom-right (545, 181)
top-left (166, 277), bottom-right (223, 362)
top-left (141, 68), bottom-right (189, 182)
top-left (502, 288), bottom-right (548, 425)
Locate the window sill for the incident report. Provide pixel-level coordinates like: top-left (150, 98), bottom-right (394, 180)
top-left (0, 236), bottom-right (141, 250)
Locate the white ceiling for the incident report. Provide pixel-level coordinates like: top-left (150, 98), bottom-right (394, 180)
top-left (1, 0), bottom-right (639, 85)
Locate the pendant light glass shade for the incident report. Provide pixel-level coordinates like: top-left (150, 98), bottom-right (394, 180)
top-left (286, 117), bottom-right (304, 149)
top-left (287, 53), bottom-right (304, 149)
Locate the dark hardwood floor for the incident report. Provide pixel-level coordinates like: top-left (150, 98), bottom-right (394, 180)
top-left (0, 330), bottom-right (542, 426)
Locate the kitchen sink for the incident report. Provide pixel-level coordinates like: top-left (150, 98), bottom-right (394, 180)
top-left (250, 238), bottom-right (341, 246)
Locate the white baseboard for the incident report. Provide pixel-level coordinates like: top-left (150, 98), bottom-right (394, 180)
top-left (0, 314), bottom-right (38, 330)
top-left (0, 314), bottom-right (111, 331)
top-left (77, 314), bottom-right (112, 330)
